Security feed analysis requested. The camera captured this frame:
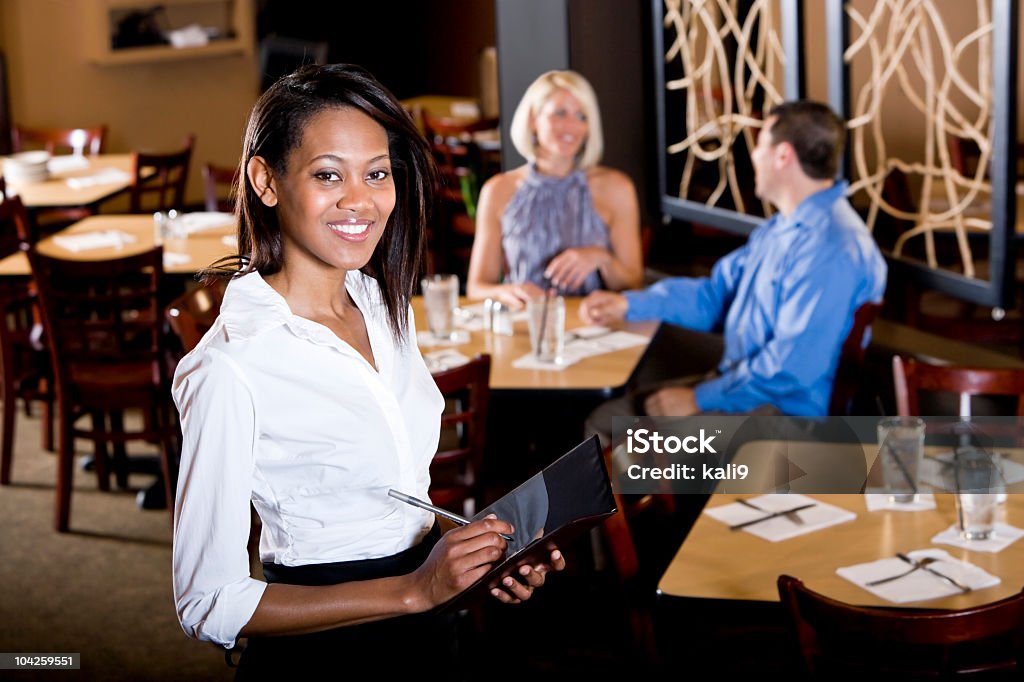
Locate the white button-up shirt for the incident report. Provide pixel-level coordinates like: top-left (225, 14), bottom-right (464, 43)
top-left (171, 271), bottom-right (443, 648)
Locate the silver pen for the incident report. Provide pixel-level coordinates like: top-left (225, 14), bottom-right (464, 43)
top-left (388, 489), bottom-right (514, 541)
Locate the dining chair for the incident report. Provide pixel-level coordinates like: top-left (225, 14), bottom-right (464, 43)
top-left (778, 574), bottom-right (1024, 679)
top-left (201, 162), bottom-right (239, 213)
top-left (429, 354), bottom-right (491, 516)
top-left (0, 194), bottom-right (53, 485)
top-left (828, 300), bottom-right (883, 416)
top-left (25, 244), bottom-right (177, 532)
top-left (893, 356), bottom-right (1024, 419)
top-left (11, 124), bottom-right (106, 156)
top-left (129, 134), bottom-right (195, 213)
top-left (165, 280), bottom-right (226, 354)
top-left (422, 114), bottom-right (498, 277)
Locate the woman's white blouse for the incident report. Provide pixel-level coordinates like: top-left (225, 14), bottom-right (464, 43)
top-left (171, 271), bottom-right (444, 648)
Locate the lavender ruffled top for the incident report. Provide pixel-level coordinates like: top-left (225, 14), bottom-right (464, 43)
top-left (500, 164), bottom-right (611, 295)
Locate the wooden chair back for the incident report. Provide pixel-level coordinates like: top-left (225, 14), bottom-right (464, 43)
top-left (165, 280), bottom-right (226, 354)
top-left (11, 125), bottom-right (106, 156)
top-left (778, 574), bottom-right (1024, 679)
top-left (429, 354), bottom-right (491, 515)
top-left (26, 245), bottom-right (175, 530)
top-left (201, 162), bottom-right (239, 213)
top-left (893, 356), bottom-right (1024, 418)
top-left (129, 135), bottom-right (195, 213)
top-left (828, 300), bottom-right (882, 415)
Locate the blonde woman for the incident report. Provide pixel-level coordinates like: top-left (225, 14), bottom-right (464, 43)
top-left (466, 70), bottom-right (643, 308)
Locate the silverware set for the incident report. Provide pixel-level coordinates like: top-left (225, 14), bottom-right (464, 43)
top-left (728, 500), bottom-right (816, 531)
top-left (866, 552), bottom-right (972, 593)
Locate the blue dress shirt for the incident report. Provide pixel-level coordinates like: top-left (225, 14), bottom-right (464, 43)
top-left (624, 182), bottom-right (887, 415)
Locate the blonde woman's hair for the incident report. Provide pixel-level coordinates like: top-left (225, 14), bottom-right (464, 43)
top-left (509, 70), bottom-right (603, 169)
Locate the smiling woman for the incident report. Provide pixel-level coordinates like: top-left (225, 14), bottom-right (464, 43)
top-left (172, 64), bottom-right (565, 678)
top-left (466, 69), bottom-right (644, 309)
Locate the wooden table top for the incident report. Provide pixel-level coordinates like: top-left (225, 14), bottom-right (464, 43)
top-left (0, 214), bottom-right (237, 276)
top-left (659, 487), bottom-right (1024, 610)
top-left (4, 154), bottom-right (140, 208)
top-left (413, 297), bottom-right (657, 393)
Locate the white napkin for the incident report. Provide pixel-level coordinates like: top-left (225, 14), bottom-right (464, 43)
top-left (837, 548), bottom-right (1000, 603)
top-left (864, 492), bottom-right (937, 511)
top-left (178, 212), bottom-right (234, 234)
top-left (163, 252), bottom-right (191, 268)
top-left (703, 494), bottom-right (856, 542)
top-left (931, 523), bottom-right (1024, 553)
top-left (53, 230), bottom-right (137, 252)
top-left (65, 168), bottom-right (131, 189)
top-left (920, 451), bottom-right (1024, 492)
top-left (221, 235), bottom-right (238, 247)
top-left (562, 329), bottom-right (648, 359)
top-left (47, 155), bottom-right (90, 173)
top-left (423, 349), bottom-right (471, 373)
top-left (167, 24), bottom-right (210, 48)
top-left (511, 352), bottom-right (579, 371)
top-left (416, 329), bottom-right (470, 348)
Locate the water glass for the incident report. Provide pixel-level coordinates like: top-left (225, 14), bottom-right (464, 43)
top-left (421, 274), bottom-right (459, 341)
top-left (527, 295), bottom-right (565, 363)
top-left (955, 492), bottom-right (997, 541)
top-left (876, 416), bottom-right (925, 503)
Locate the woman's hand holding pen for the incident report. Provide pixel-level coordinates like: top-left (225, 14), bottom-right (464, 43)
top-left (545, 246), bottom-right (610, 292)
top-left (408, 515), bottom-right (514, 609)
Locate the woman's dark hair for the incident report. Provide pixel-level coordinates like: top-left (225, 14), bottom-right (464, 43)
top-left (209, 63), bottom-right (436, 341)
top-left (766, 100), bottom-right (845, 180)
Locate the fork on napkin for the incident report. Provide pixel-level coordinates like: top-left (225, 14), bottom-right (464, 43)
top-left (703, 494), bottom-right (856, 542)
top-left (837, 548), bottom-right (999, 603)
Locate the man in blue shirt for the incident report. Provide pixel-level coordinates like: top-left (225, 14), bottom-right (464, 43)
top-left (581, 100), bottom-right (887, 421)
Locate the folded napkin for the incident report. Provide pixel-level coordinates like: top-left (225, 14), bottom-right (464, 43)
top-left (53, 230), bottom-right (137, 253)
top-left (47, 155), bottom-right (91, 174)
top-left (703, 493), bottom-right (856, 542)
top-left (837, 548), bottom-right (1000, 603)
top-left (221, 235), bottom-right (238, 247)
top-left (178, 212), bottom-right (235, 234)
top-left (511, 352), bottom-right (579, 371)
top-left (423, 349), bottom-right (471, 373)
top-left (864, 492), bottom-right (937, 512)
top-left (416, 329), bottom-right (470, 348)
top-left (65, 168), bottom-right (131, 189)
top-left (163, 252), bottom-right (191, 268)
top-left (920, 450), bottom-right (1024, 492)
top-left (562, 329), bottom-right (648, 358)
top-left (932, 522), bottom-right (1024, 553)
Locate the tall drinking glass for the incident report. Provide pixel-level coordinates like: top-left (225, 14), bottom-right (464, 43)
top-left (421, 274), bottom-right (459, 341)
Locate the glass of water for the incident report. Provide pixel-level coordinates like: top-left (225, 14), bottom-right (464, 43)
top-left (421, 274), bottom-right (459, 341)
top-left (876, 416), bottom-right (925, 504)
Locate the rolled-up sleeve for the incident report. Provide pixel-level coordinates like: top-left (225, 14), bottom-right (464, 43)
top-left (172, 346), bottom-right (266, 649)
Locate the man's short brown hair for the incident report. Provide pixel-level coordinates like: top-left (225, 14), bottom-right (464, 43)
top-left (767, 101), bottom-right (845, 180)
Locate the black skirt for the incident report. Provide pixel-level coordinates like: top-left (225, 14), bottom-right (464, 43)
top-left (235, 524), bottom-right (462, 680)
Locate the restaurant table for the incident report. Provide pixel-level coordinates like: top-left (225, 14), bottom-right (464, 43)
top-left (3, 154), bottom-right (143, 210)
top-left (659, 449), bottom-right (1024, 610)
top-left (412, 296), bottom-right (658, 394)
top-left (0, 213), bottom-right (236, 276)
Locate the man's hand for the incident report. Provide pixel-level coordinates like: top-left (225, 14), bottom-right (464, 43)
top-left (579, 290), bottom-right (628, 326)
top-left (644, 387), bottom-right (700, 417)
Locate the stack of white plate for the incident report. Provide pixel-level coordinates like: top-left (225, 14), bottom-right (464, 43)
top-left (3, 151), bottom-right (51, 184)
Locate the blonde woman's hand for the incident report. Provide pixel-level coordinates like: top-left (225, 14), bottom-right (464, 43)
top-left (494, 282), bottom-right (545, 310)
top-left (544, 246), bottom-right (610, 292)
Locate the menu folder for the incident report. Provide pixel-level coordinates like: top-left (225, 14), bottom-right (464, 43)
top-left (436, 435), bottom-right (617, 613)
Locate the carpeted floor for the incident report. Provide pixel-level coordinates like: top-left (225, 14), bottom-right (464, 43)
top-left (0, 408), bottom-right (231, 681)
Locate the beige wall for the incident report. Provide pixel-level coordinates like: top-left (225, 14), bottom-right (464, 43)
top-left (0, 0), bottom-right (259, 207)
